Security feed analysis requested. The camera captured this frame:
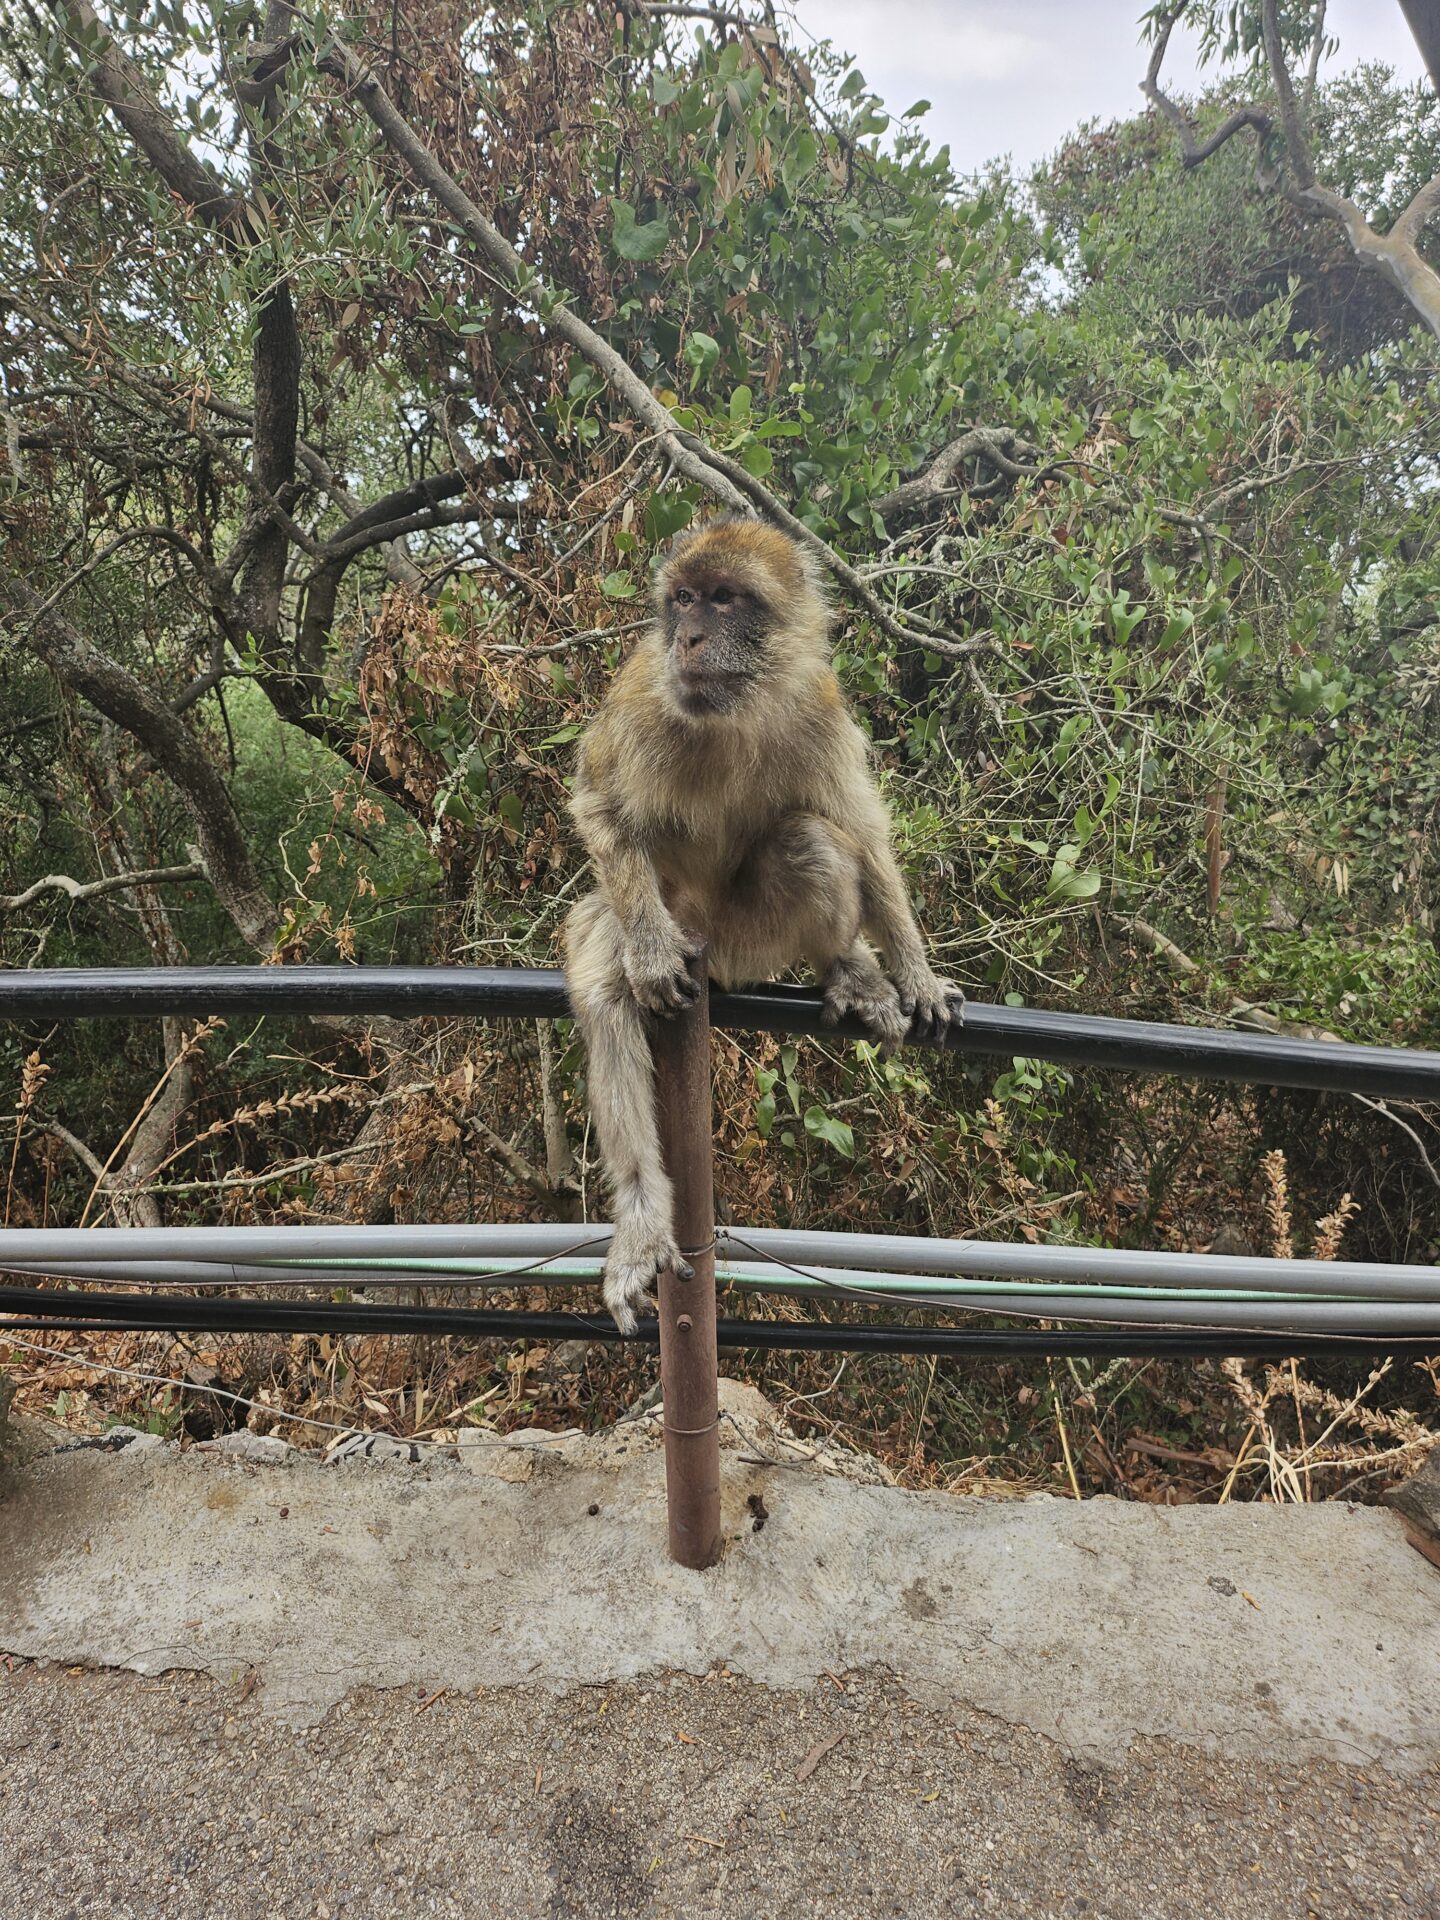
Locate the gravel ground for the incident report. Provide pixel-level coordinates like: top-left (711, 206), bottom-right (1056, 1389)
top-left (1, 1661), bottom-right (1435, 1920)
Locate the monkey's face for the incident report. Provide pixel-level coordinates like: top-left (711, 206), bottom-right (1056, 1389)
top-left (659, 567), bottom-right (771, 716)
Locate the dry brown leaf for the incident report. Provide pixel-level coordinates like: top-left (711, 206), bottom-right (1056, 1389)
top-left (794, 1727), bottom-right (846, 1782)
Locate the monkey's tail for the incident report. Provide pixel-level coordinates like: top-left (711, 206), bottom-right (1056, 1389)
top-left (562, 896), bottom-right (676, 1273)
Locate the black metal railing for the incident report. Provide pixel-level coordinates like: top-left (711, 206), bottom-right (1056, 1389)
top-left (3, 964), bottom-right (1438, 1099)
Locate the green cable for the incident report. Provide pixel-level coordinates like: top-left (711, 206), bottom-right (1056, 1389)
top-left (257, 1253), bottom-right (1365, 1307)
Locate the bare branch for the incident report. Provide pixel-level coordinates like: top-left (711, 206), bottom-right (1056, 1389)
top-left (0, 864), bottom-right (202, 914)
top-left (47, 2), bottom-right (249, 237)
top-left (1142, 6), bottom-right (1272, 168)
top-left (171, 636), bottom-right (231, 716)
top-left (22, 526), bottom-right (231, 633)
top-left (871, 427), bottom-right (1047, 520)
top-left (1399, 0), bottom-right (1440, 95)
top-left (319, 499), bottom-right (498, 568)
top-left (1260, 0), bottom-right (1316, 189)
top-left (536, 1019), bottom-right (581, 1220)
top-left (1350, 1093), bottom-right (1440, 1192)
top-left (0, 571), bottom-right (277, 953)
top-left (318, 36), bottom-right (749, 511)
top-left (1112, 912), bottom-right (1200, 978)
top-left (1301, 0), bottom-right (1327, 119)
top-left (49, 4), bottom-right (306, 652)
top-left (34, 1119), bottom-right (107, 1183)
top-left (1394, 172), bottom-right (1440, 248)
top-left (626, 3), bottom-right (753, 24)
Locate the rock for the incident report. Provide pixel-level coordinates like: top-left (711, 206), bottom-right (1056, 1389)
top-left (322, 1432), bottom-right (420, 1467)
top-left (1385, 1445), bottom-right (1440, 1546)
top-left (196, 1431), bottom-right (295, 1466)
top-left (0, 1374), bottom-right (57, 1483)
top-left (538, 1340), bottom-right (591, 1378)
top-left (456, 1426), bottom-right (583, 1483)
top-left (1206, 1223), bottom-right (1255, 1258)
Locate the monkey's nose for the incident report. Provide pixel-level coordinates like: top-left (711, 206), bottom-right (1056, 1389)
top-left (679, 630), bottom-right (704, 654)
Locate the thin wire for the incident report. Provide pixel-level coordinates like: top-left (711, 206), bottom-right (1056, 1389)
top-left (0, 1256), bottom-right (1362, 1305)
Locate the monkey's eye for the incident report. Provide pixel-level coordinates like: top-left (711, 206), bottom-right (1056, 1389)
top-left (673, 588), bottom-right (695, 609)
top-left (711, 587), bottom-right (735, 607)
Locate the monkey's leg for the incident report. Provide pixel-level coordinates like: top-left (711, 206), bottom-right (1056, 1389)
top-left (857, 843), bottom-right (966, 1041)
top-left (818, 940), bottom-right (910, 1054)
top-left (716, 813), bottom-right (909, 1052)
top-left (563, 890), bottom-right (692, 1335)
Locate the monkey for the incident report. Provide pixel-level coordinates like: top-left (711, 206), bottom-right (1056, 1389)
top-left (563, 517), bottom-right (964, 1334)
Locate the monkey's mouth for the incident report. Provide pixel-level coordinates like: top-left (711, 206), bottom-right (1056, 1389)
top-left (671, 668), bottom-right (750, 714)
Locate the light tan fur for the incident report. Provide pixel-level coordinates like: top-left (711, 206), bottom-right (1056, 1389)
top-left (563, 519), bottom-right (962, 1332)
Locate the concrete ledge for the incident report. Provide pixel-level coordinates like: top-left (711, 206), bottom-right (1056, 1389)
top-left (2, 1383), bottom-right (1437, 1770)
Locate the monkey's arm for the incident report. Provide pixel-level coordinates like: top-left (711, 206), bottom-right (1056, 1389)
top-left (571, 782), bottom-right (701, 1015)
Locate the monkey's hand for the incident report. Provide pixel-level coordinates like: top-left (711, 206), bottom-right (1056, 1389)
top-left (892, 966), bottom-right (966, 1044)
top-left (622, 923), bottom-right (705, 1018)
top-left (604, 1216), bottom-right (693, 1336)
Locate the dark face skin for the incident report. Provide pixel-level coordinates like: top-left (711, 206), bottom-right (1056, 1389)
top-left (661, 567), bottom-right (771, 715)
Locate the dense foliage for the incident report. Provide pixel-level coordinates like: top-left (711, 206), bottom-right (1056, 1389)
top-left (2, 2), bottom-right (1439, 1482)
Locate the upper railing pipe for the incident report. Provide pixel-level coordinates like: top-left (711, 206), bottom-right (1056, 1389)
top-left (1, 966), bottom-right (1438, 1100)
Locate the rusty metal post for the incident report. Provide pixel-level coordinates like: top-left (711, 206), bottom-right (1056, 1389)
top-left (651, 949), bottom-right (722, 1569)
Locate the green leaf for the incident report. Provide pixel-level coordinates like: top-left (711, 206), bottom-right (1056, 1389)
top-left (610, 200), bottom-right (670, 263)
top-left (683, 330), bottom-right (721, 376)
top-left (601, 571), bottom-right (637, 599)
top-left (439, 792), bottom-right (475, 826)
top-left (804, 1105), bottom-right (855, 1157)
top-left (645, 494), bottom-right (695, 541)
top-left (497, 793), bottom-right (525, 834)
top-left (1047, 846), bottom-right (1102, 900)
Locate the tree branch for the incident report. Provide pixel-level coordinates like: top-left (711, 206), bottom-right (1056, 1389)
top-left (0, 864), bottom-right (202, 914)
top-left (1400, 0), bottom-right (1440, 95)
top-left (1260, 0), bottom-right (1316, 190)
top-left (1142, 6), bottom-right (1272, 168)
top-left (315, 36), bottom-right (993, 665)
top-left (48, 2), bottom-right (250, 237)
top-left (50, 3), bottom-right (306, 656)
top-left (318, 35), bottom-right (749, 510)
top-left (237, 3), bottom-right (302, 656)
top-left (34, 1118), bottom-right (107, 1183)
top-left (871, 427), bottom-right (1048, 519)
top-left (0, 571), bottom-right (277, 953)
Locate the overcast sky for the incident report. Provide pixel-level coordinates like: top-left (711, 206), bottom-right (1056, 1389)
top-left (788, 2), bottom-right (1429, 178)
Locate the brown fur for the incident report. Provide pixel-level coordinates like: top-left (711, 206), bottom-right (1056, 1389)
top-left (563, 520), bottom-right (962, 1332)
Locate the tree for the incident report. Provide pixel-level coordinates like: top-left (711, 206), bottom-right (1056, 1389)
top-left (1143, 0), bottom-right (1440, 338)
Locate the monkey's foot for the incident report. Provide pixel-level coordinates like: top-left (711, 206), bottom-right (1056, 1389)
top-left (622, 925), bottom-right (706, 1018)
top-left (603, 1218), bottom-right (693, 1336)
top-left (893, 968), bottom-right (966, 1044)
top-left (820, 957), bottom-right (909, 1054)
